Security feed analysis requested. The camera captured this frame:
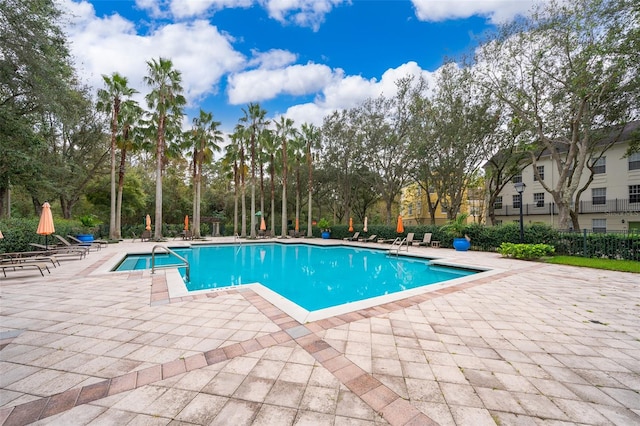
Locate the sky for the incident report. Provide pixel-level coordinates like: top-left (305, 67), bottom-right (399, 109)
top-left (59, 0), bottom-right (546, 133)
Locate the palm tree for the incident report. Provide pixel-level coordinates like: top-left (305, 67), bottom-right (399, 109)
top-left (290, 133), bottom-right (306, 236)
top-left (230, 124), bottom-right (248, 237)
top-left (240, 103), bottom-right (268, 238)
top-left (257, 128), bottom-right (269, 228)
top-left (144, 57), bottom-right (185, 240)
top-left (188, 109), bottom-right (222, 238)
top-left (301, 123), bottom-right (320, 237)
top-left (96, 72), bottom-right (137, 240)
top-left (222, 139), bottom-right (241, 235)
top-left (115, 99), bottom-right (144, 237)
top-left (261, 129), bottom-right (278, 233)
top-left (276, 116), bottom-right (295, 238)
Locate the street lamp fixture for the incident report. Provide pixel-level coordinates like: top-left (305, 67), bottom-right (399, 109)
top-left (514, 182), bottom-right (526, 243)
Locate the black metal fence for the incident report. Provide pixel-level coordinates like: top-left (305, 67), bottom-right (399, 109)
top-left (494, 199), bottom-right (640, 216)
top-left (554, 229), bottom-right (640, 261)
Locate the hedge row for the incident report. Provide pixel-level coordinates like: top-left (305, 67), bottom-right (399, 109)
top-left (2, 217), bottom-right (638, 260)
top-left (322, 222), bottom-right (638, 260)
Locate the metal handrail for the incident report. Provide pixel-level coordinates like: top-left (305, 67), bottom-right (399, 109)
top-left (151, 245), bottom-right (190, 281)
top-left (389, 237), bottom-right (411, 255)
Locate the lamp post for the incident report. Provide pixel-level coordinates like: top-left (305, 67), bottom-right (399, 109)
top-left (514, 182), bottom-right (526, 243)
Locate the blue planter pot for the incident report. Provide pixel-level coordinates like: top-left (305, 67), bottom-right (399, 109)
top-left (321, 231), bottom-right (331, 239)
top-left (452, 237), bottom-right (471, 251)
top-left (76, 234), bottom-right (94, 243)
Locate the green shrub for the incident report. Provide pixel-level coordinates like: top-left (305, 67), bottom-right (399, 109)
top-left (498, 242), bottom-right (555, 260)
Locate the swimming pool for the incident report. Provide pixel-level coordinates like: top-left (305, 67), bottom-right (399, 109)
top-left (115, 243), bottom-right (477, 312)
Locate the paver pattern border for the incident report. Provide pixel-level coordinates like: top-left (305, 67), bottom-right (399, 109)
top-left (1, 238), bottom-right (638, 425)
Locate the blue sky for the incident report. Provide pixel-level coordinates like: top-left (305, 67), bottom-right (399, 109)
top-left (60, 0), bottom-right (543, 133)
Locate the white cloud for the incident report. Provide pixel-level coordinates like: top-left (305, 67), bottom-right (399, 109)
top-left (283, 61), bottom-right (437, 126)
top-left (411, 0), bottom-right (546, 24)
top-left (61, 0), bottom-right (245, 107)
top-left (227, 62), bottom-right (335, 104)
top-left (169, 0), bottom-right (253, 19)
top-left (247, 49), bottom-right (298, 69)
top-left (134, 0), bottom-right (168, 19)
top-left (262, 0), bottom-right (348, 31)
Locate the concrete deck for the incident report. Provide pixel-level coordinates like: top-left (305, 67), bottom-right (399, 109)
top-left (0, 237), bottom-right (638, 425)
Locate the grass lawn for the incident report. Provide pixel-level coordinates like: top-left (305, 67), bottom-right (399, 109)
top-left (546, 256), bottom-right (640, 273)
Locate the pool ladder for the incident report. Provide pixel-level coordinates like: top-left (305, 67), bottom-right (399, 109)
top-left (151, 245), bottom-right (190, 281)
top-left (389, 237), bottom-right (409, 255)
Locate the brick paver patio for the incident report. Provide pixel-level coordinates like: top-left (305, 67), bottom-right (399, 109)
top-left (0, 238), bottom-right (638, 425)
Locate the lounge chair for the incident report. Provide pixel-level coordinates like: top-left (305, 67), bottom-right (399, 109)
top-left (417, 233), bottom-right (432, 246)
top-left (53, 235), bottom-right (93, 254)
top-left (132, 230), bottom-right (152, 242)
top-left (377, 237), bottom-right (398, 244)
top-left (358, 234), bottom-right (377, 242)
top-left (343, 232), bottom-right (360, 241)
top-left (29, 243), bottom-right (87, 259)
top-left (182, 230), bottom-right (193, 240)
top-left (66, 235), bottom-right (108, 249)
top-left (1, 252), bottom-right (60, 268)
top-left (1, 260), bottom-right (50, 277)
top-left (405, 233), bottom-right (415, 245)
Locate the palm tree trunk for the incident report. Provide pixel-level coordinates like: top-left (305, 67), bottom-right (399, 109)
top-left (115, 145), bottom-right (127, 239)
top-left (154, 115), bottom-right (165, 240)
top-left (307, 148), bottom-right (313, 237)
top-left (295, 167), bottom-right (300, 235)
top-left (233, 166), bottom-right (239, 235)
top-left (250, 181), bottom-right (256, 238)
top-left (241, 177), bottom-right (246, 237)
top-left (281, 140), bottom-right (288, 238)
top-left (109, 102), bottom-right (119, 240)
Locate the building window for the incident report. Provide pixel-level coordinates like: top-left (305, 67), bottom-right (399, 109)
top-left (417, 187), bottom-right (421, 196)
top-left (534, 193), bottom-right (544, 207)
top-left (630, 185), bottom-right (640, 203)
top-left (494, 196), bottom-right (503, 210)
top-left (629, 152), bottom-right (640, 171)
top-left (512, 174), bottom-right (522, 183)
top-left (417, 201), bottom-right (422, 215)
top-left (592, 219), bottom-right (606, 233)
top-left (592, 157), bottom-right (606, 174)
top-left (513, 194), bottom-right (521, 209)
top-left (408, 204), bottom-right (413, 216)
top-left (592, 188), bottom-right (606, 205)
top-left (534, 166), bottom-right (544, 181)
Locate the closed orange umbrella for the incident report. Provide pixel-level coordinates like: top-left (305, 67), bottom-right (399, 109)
top-left (363, 217), bottom-right (368, 233)
top-left (295, 218), bottom-right (299, 232)
top-left (0, 230), bottom-right (3, 239)
top-left (348, 217), bottom-right (353, 232)
top-left (145, 214), bottom-right (151, 231)
top-left (260, 217), bottom-right (266, 231)
top-left (36, 202), bottom-right (55, 249)
top-left (396, 215), bottom-right (404, 233)
top-left (184, 215), bottom-right (189, 231)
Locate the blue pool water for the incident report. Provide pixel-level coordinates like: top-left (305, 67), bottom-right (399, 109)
top-left (115, 243), bottom-right (476, 311)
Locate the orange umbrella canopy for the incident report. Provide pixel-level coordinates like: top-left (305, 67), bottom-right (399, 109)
top-left (348, 217), bottom-right (353, 232)
top-left (37, 202), bottom-right (55, 236)
top-left (145, 214), bottom-right (151, 231)
top-left (184, 215), bottom-right (189, 231)
top-left (396, 215), bottom-right (404, 233)
top-left (260, 217), bottom-right (266, 231)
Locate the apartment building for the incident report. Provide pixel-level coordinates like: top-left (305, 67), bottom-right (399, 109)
top-left (400, 184), bottom-right (480, 226)
top-left (491, 122), bottom-right (640, 232)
